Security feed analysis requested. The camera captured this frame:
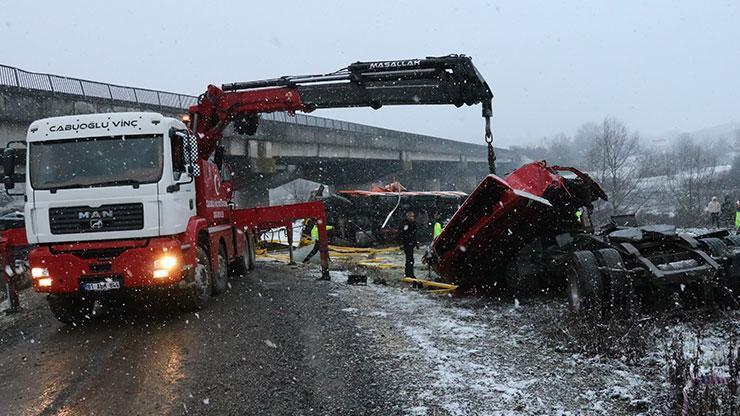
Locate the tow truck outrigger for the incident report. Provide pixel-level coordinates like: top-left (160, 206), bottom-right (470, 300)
top-left (3, 55), bottom-right (494, 323)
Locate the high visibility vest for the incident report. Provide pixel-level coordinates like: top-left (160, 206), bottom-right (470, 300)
top-left (575, 210), bottom-right (583, 220)
top-left (311, 224), bottom-right (333, 240)
top-left (736, 210), bottom-right (740, 228)
top-left (433, 222), bottom-right (443, 238)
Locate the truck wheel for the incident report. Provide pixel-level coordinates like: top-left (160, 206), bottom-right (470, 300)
top-left (212, 245), bottom-right (229, 295)
top-left (596, 248), bottom-right (630, 315)
top-left (566, 250), bottom-right (602, 313)
top-left (181, 246), bottom-right (212, 310)
top-left (699, 238), bottom-right (729, 257)
top-left (47, 294), bottom-right (95, 325)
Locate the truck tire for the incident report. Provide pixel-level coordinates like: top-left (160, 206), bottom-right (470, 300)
top-left (181, 246), bottom-right (213, 310)
top-left (566, 250), bottom-right (602, 313)
top-left (47, 294), bottom-right (95, 325)
top-left (212, 245), bottom-right (229, 295)
top-left (595, 248), bottom-right (629, 315)
top-left (699, 238), bottom-right (730, 257)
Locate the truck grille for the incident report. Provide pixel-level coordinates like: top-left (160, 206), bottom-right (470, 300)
top-left (49, 203), bottom-right (144, 234)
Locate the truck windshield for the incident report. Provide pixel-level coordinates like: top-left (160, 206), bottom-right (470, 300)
top-left (29, 134), bottom-right (163, 190)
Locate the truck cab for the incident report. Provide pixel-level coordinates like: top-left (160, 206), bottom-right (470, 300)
top-left (7, 112), bottom-right (251, 323)
top-left (24, 112), bottom-right (196, 244)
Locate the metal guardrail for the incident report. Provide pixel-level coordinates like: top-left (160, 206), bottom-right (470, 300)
top-left (0, 63), bottom-right (198, 109)
top-left (0, 63), bottom-right (487, 151)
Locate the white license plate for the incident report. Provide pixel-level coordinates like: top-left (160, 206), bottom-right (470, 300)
top-left (82, 280), bottom-right (121, 291)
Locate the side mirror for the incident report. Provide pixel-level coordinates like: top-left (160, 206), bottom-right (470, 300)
top-left (169, 127), bottom-right (200, 178)
top-left (3, 149), bottom-right (16, 190)
top-left (183, 134), bottom-right (199, 177)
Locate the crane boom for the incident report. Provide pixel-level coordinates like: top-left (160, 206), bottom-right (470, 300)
top-left (188, 54), bottom-right (493, 158)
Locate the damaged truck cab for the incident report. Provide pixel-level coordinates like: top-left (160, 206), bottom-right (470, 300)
top-left (426, 161), bottom-right (740, 314)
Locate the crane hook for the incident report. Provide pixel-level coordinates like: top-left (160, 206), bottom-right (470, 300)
top-left (484, 116), bottom-right (496, 175)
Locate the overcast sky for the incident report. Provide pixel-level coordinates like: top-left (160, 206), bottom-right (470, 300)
top-left (2, 1), bottom-right (739, 147)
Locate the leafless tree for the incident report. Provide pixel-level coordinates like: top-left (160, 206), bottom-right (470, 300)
top-left (665, 136), bottom-right (721, 225)
top-left (732, 128), bottom-right (740, 185)
top-left (585, 117), bottom-right (642, 215)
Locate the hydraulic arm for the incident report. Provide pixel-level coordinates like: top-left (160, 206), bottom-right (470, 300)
top-left (188, 55), bottom-right (495, 168)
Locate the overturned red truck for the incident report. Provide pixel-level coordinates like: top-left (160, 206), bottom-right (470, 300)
top-left (425, 161), bottom-right (740, 313)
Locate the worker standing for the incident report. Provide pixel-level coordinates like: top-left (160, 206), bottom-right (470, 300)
top-left (400, 210), bottom-right (418, 278)
top-left (432, 211), bottom-right (443, 239)
top-left (302, 222), bottom-right (333, 263)
top-left (736, 200), bottom-right (740, 233)
top-left (706, 196), bottom-right (721, 228)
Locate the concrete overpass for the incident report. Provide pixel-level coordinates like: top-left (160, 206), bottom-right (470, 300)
top-left (0, 64), bottom-right (522, 204)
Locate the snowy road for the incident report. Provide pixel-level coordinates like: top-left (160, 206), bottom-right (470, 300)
top-left (0, 261), bottom-right (736, 415)
top-left (0, 264), bottom-right (401, 415)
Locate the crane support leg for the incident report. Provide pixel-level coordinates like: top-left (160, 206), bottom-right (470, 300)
top-left (1, 238), bottom-right (20, 314)
top-left (232, 201), bottom-right (330, 279)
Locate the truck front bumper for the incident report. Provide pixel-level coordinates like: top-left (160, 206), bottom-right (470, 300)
top-left (29, 237), bottom-right (193, 294)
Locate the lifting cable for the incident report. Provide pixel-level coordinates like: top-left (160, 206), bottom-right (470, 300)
top-left (484, 115), bottom-right (496, 175)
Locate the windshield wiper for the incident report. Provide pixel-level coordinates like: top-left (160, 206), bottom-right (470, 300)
top-left (47, 179), bottom-right (144, 192)
top-left (89, 179), bottom-right (144, 188)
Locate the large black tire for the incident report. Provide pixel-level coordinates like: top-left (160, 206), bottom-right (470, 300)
top-left (699, 238), bottom-right (729, 257)
top-left (181, 246), bottom-right (213, 311)
top-left (212, 244), bottom-right (229, 295)
top-left (566, 250), bottom-right (603, 313)
top-left (504, 260), bottom-right (527, 296)
top-left (47, 294), bottom-right (95, 325)
top-left (595, 248), bottom-right (630, 315)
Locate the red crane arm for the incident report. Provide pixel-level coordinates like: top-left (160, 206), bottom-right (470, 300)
top-left (188, 54), bottom-right (494, 158)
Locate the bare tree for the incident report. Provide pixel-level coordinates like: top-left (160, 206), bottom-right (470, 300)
top-left (732, 128), bottom-right (740, 185)
top-left (664, 136), bottom-right (721, 225)
top-left (585, 117), bottom-right (642, 215)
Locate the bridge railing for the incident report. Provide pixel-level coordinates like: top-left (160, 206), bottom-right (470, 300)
top-left (0, 63), bottom-right (485, 151)
top-left (0, 63), bottom-right (199, 109)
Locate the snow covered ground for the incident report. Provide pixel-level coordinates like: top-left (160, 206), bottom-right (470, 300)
top-left (315, 267), bottom-right (738, 415)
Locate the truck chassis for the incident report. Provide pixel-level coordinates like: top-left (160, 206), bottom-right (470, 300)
top-left (426, 161), bottom-right (740, 314)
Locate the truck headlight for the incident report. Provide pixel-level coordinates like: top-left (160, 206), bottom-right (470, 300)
top-left (154, 256), bottom-right (178, 270)
top-left (153, 269), bottom-right (170, 279)
top-left (37, 278), bottom-right (53, 287)
top-left (153, 255), bottom-right (178, 279)
top-left (31, 267), bottom-right (49, 278)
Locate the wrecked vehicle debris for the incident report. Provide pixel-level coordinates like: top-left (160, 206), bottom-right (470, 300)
top-left (322, 182), bottom-right (467, 247)
top-left (425, 161), bottom-right (740, 313)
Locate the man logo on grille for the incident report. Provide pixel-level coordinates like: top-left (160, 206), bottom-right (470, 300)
top-left (90, 219), bottom-right (104, 229)
top-left (78, 210), bottom-right (113, 219)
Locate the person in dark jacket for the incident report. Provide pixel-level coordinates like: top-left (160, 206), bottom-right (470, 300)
top-left (400, 210), bottom-right (418, 278)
